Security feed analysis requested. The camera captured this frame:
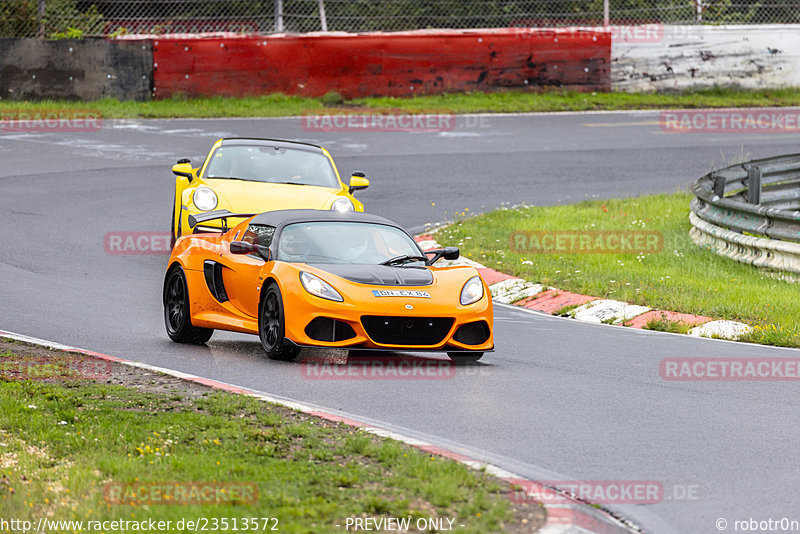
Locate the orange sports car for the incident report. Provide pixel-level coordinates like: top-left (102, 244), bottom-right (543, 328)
top-left (163, 209), bottom-right (493, 362)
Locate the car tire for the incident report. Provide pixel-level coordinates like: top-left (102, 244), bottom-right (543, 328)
top-left (164, 266), bottom-right (214, 344)
top-left (259, 283), bottom-right (301, 361)
top-left (447, 351), bottom-right (483, 363)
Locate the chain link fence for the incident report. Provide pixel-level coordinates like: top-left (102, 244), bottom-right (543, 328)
top-left (1, 0), bottom-right (798, 38)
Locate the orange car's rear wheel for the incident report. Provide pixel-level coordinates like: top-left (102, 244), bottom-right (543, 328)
top-left (259, 284), bottom-right (300, 361)
top-left (164, 266), bottom-right (213, 344)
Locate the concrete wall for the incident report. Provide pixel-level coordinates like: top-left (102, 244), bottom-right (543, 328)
top-left (613, 25), bottom-right (800, 92)
top-left (151, 29), bottom-right (611, 99)
top-left (2, 26), bottom-right (798, 101)
top-left (0, 39), bottom-right (152, 101)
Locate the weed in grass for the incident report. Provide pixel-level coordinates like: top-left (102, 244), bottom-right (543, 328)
top-left (553, 303), bottom-right (582, 317)
top-left (643, 317), bottom-right (694, 334)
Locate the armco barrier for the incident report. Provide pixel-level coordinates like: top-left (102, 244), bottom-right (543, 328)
top-left (151, 28), bottom-right (611, 99)
top-left (689, 153), bottom-right (800, 277)
top-left (0, 39), bottom-right (152, 101)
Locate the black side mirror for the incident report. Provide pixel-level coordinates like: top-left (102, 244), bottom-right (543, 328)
top-left (425, 246), bottom-right (460, 265)
top-left (443, 246), bottom-right (460, 260)
top-left (230, 241), bottom-right (270, 261)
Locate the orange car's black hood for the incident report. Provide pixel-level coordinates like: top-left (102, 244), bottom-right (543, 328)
top-left (312, 264), bottom-right (433, 286)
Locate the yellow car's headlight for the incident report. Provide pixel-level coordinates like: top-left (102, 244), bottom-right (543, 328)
top-left (331, 198), bottom-right (355, 212)
top-left (193, 187), bottom-right (218, 211)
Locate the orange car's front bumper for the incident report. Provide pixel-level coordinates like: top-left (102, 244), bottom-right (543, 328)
top-left (279, 271), bottom-right (493, 353)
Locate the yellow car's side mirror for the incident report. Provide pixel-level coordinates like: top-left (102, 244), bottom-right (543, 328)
top-left (349, 172), bottom-right (369, 194)
top-left (172, 161), bottom-right (194, 181)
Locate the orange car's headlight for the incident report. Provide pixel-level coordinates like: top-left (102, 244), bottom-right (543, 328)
top-left (460, 276), bottom-right (484, 305)
top-left (300, 272), bottom-right (344, 302)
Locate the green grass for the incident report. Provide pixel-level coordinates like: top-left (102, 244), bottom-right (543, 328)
top-left (435, 191), bottom-right (800, 348)
top-left (1, 87), bottom-right (800, 118)
top-left (642, 315), bottom-right (694, 335)
top-left (0, 354), bottom-right (518, 533)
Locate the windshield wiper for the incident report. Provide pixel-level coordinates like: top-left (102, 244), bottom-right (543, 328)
top-left (206, 176), bottom-right (261, 182)
top-left (380, 255), bottom-right (428, 266)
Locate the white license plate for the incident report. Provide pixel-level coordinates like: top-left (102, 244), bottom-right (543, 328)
top-left (372, 290), bottom-right (431, 298)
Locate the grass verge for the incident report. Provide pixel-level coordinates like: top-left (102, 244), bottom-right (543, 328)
top-left (434, 191), bottom-right (800, 348)
top-left (0, 339), bottom-right (544, 533)
top-left (1, 88), bottom-right (800, 119)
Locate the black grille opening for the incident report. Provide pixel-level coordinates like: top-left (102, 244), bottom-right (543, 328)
top-left (453, 321), bottom-right (491, 345)
top-left (361, 316), bottom-right (454, 346)
top-left (305, 317), bottom-right (357, 342)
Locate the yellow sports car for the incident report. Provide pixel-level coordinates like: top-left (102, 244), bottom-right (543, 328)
top-left (170, 138), bottom-right (369, 243)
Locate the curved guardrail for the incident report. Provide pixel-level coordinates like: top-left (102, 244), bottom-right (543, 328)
top-left (689, 153), bottom-right (800, 276)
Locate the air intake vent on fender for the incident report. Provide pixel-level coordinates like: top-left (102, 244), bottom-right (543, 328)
top-left (203, 261), bottom-right (229, 302)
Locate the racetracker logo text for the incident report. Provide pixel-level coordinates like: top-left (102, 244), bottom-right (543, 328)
top-left (301, 356), bottom-right (456, 380)
top-left (300, 113), bottom-right (455, 133)
top-left (104, 232), bottom-right (173, 255)
top-left (660, 109), bottom-right (800, 133)
top-left (0, 109), bottom-right (103, 132)
top-left (509, 230), bottom-right (663, 254)
top-left (104, 482), bottom-right (258, 505)
top-left (509, 480), bottom-right (663, 505)
top-left (513, 23), bottom-right (663, 43)
top-left (661, 358), bottom-right (800, 381)
top-left (0, 355), bottom-right (111, 381)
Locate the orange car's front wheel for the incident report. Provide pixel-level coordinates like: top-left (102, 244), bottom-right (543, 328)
top-left (259, 284), bottom-right (301, 361)
top-left (164, 266), bottom-right (213, 344)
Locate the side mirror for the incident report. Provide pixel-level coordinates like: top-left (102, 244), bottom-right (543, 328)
top-left (230, 241), bottom-right (270, 261)
top-left (443, 246), bottom-right (460, 260)
top-left (425, 246), bottom-right (459, 265)
top-left (172, 161), bottom-right (194, 181)
top-left (348, 172), bottom-right (369, 194)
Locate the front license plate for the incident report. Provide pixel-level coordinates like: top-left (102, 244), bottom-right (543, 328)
top-left (372, 290), bottom-right (431, 298)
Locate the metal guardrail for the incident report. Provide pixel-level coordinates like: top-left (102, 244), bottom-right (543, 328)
top-left (689, 153), bottom-right (800, 277)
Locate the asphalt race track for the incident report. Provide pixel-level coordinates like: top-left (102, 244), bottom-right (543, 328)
top-left (2, 112), bottom-right (799, 533)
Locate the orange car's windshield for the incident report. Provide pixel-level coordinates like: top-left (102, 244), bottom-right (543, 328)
top-left (277, 222), bottom-right (424, 265)
top-left (205, 145), bottom-right (338, 188)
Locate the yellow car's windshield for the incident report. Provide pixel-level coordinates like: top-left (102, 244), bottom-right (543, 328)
top-left (205, 145), bottom-right (338, 188)
top-left (277, 222), bottom-right (425, 265)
